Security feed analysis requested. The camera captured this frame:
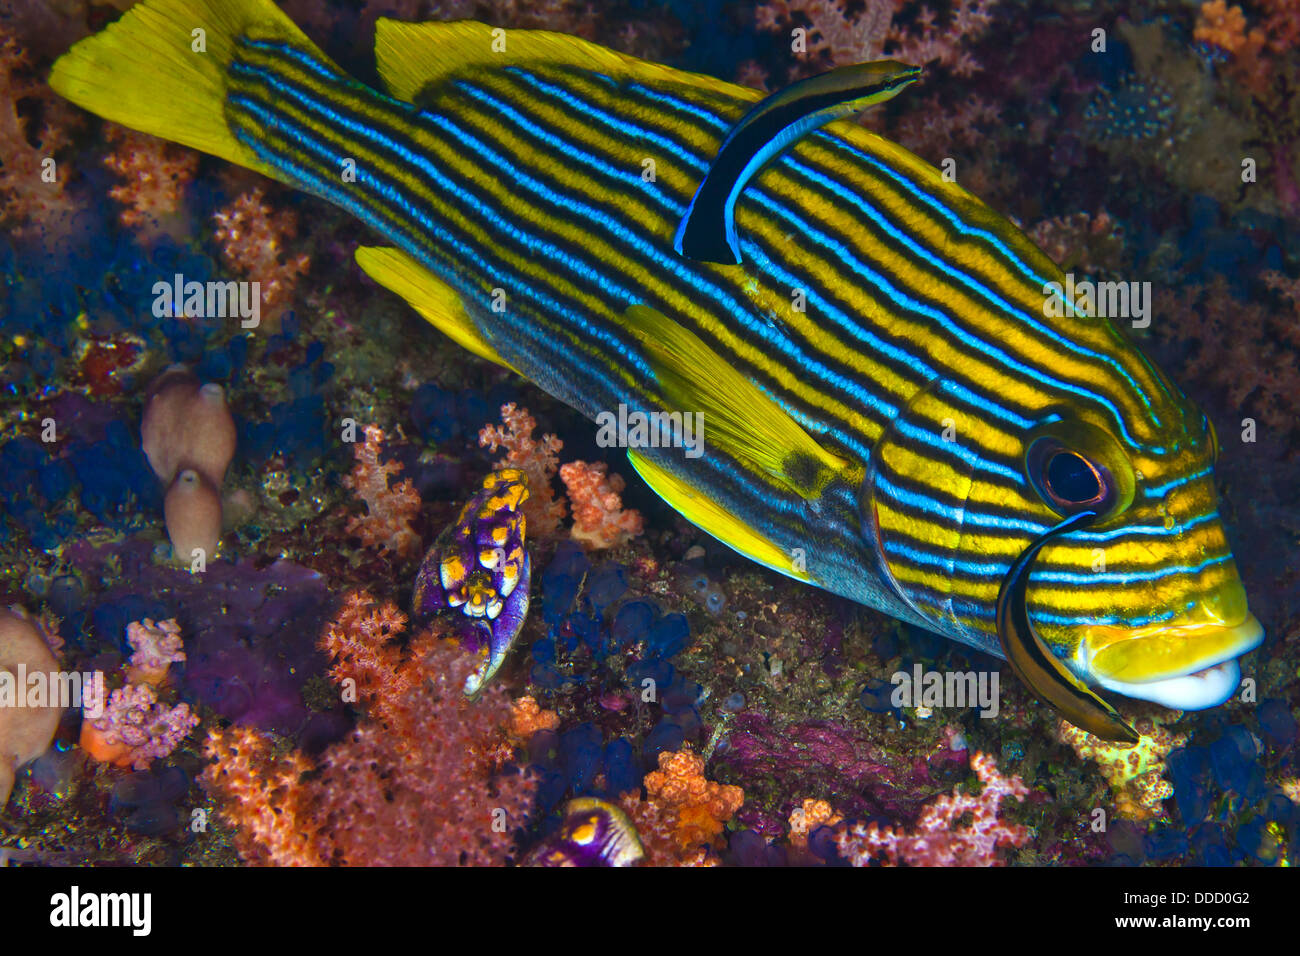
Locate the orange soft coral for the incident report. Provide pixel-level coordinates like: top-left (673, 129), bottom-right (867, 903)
top-left (788, 798), bottom-right (842, 849)
top-left (102, 124), bottom-right (198, 238)
top-left (508, 696), bottom-right (560, 741)
top-left (211, 188), bottom-right (311, 326)
top-left (342, 425), bottom-right (422, 559)
top-left (479, 403), bottom-right (566, 537)
top-left (618, 747), bottom-right (743, 865)
top-left (559, 460), bottom-right (644, 549)
top-left (1196, 0), bottom-right (1300, 97)
top-left (0, 29), bottom-right (79, 239)
top-left (201, 726), bottom-right (322, 866)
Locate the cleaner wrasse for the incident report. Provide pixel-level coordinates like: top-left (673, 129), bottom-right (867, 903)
top-left (50, 0), bottom-right (1263, 740)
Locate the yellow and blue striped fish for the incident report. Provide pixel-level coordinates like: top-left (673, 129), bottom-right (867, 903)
top-left (51, 0), bottom-right (1263, 740)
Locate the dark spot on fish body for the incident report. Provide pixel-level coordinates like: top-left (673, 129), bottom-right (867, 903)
top-left (782, 451), bottom-right (822, 496)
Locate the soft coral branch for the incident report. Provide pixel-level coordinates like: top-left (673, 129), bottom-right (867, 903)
top-left (0, 29), bottom-right (80, 239)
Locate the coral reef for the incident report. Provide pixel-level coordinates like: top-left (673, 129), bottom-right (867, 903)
top-left (202, 593), bottom-right (538, 865)
top-left (1, 0), bottom-right (1296, 873)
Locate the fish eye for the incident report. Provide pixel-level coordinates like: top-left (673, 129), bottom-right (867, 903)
top-left (1027, 437), bottom-right (1117, 517)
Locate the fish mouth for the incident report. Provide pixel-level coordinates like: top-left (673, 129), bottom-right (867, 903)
top-left (1082, 613), bottom-right (1264, 709)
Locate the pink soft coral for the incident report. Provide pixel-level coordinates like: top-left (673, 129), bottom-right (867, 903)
top-left (755, 0), bottom-right (998, 76)
top-left (887, 0), bottom-right (999, 76)
top-left (342, 424), bottom-right (422, 559)
top-left (81, 682), bottom-right (200, 772)
top-left (833, 751), bottom-right (1029, 866)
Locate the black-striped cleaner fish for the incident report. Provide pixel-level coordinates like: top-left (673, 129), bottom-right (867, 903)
top-left (51, 0), bottom-right (1264, 742)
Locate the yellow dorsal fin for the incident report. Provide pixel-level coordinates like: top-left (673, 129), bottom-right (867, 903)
top-left (628, 451), bottom-right (810, 583)
top-left (354, 246), bottom-right (518, 373)
top-left (623, 304), bottom-right (851, 499)
top-left (373, 19), bottom-right (750, 104)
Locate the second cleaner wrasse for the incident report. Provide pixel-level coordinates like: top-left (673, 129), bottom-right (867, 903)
top-left (51, 0), bottom-right (1263, 740)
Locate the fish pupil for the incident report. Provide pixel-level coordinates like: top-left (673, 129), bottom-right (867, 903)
top-left (1045, 451), bottom-right (1102, 504)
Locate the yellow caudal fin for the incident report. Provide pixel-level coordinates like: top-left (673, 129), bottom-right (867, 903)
top-left (622, 304), bottom-right (856, 499)
top-left (354, 246), bottom-right (519, 373)
top-left (48, 0), bottom-right (323, 179)
top-left (628, 451), bottom-right (810, 583)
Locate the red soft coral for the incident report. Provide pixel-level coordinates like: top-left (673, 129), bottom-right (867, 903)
top-left (202, 593), bottom-right (537, 866)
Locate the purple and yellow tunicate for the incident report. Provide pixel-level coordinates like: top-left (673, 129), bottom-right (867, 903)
top-left (412, 468), bottom-right (531, 695)
top-left (524, 798), bottom-right (645, 867)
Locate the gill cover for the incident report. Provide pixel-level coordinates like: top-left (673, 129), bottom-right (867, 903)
top-left (996, 510), bottom-right (1140, 744)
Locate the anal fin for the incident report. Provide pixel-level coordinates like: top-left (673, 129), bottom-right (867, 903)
top-left (355, 246), bottom-right (518, 374)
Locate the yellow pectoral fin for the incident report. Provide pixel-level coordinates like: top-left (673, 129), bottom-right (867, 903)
top-left (627, 450), bottom-right (809, 583)
top-left (621, 304), bottom-right (854, 500)
top-left (354, 246), bottom-right (518, 373)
